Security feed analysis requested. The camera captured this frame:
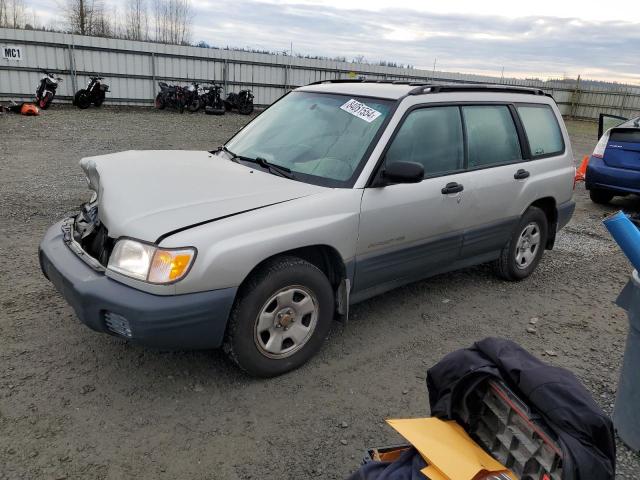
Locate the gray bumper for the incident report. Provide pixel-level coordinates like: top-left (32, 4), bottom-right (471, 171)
top-left (557, 199), bottom-right (575, 231)
top-left (39, 221), bottom-right (237, 349)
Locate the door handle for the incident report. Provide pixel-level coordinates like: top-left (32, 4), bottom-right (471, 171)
top-left (441, 182), bottom-right (464, 194)
top-left (514, 169), bottom-right (530, 180)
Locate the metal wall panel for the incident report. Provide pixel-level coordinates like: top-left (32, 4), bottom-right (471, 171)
top-left (1, 27), bottom-right (639, 118)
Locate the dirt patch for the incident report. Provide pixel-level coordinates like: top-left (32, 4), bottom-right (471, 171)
top-left (1, 108), bottom-right (638, 479)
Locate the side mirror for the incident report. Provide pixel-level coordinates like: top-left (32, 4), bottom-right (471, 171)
top-left (381, 161), bottom-right (424, 185)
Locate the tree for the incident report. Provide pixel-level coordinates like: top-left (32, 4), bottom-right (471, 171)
top-left (124, 0), bottom-right (148, 41)
top-left (152, 0), bottom-right (193, 45)
top-left (0, 0), bottom-right (26, 28)
top-left (63, 0), bottom-right (111, 36)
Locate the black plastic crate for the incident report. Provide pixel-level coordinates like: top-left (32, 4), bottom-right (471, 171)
top-left (466, 380), bottom-right (563, 480)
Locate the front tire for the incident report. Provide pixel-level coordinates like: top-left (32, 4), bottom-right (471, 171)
top-left (589, 188), bottom-right (614, 205)
top-left (187, 97), bottom-right (201, 112)
top-left (39, 92), bottom-right (53, 109)
top-left (155, 93), bottom-right (165, 110)
top-left (238, 101), bottom-right (254, 115)
top-left (76, 91), bottom-right (91, 109)
top-left (495, 207), bottom-right (548, 281)
top-left (223, 256), bottom-right (334, 377)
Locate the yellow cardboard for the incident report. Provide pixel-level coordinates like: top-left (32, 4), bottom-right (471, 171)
top-left (421, 465), bottom-right (449, 480)
top-left (386, 417), bottom-right (514, 480)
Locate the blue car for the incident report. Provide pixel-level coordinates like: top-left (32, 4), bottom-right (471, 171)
top-left (586, 113), bottom-right (640, 204)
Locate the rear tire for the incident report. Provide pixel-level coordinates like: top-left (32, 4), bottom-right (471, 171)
top-left (589, 189), bottom-right (614, 204)
top-left (495, 206), bottom-right (548, 281)
top-left (93, 96), bottom-right (104, 107)
top-left (223, 256), bottom-right (334, 377)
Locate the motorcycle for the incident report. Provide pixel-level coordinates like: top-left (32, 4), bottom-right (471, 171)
top-left (224, 89), bottom-right (254, 115)
top-left (74, 76), bottom-right (109, 109)
top-left (183, 82), bottom-right (204, 113)
top-left (202, 83), bottom-right (225, 115)
top-left (35, 70), bottom-right (63, 109)
top-left (155, 82), bottom-right (185, 113)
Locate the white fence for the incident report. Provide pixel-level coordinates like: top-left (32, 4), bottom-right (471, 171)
top-left (2, 27), bottom-right (640, 120)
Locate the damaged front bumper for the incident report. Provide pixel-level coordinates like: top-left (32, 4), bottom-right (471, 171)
top-left (39, 219), bottom-right (237, 349)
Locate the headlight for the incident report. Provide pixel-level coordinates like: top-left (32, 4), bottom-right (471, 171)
top-left (108, 239), bottom-right (196, 284)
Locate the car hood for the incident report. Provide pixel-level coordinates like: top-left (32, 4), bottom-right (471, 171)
top-left (80, 150), bottom-right (327, 242)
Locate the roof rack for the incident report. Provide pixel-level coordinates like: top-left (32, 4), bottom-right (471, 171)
top-left (408, 83), bottom-right (546, 96)
top-left (307, 79), bottom-right (546, 96)
top-left (308, 79), bottom-right (429, 86)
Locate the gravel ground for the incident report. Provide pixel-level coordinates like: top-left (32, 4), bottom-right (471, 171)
top-left (1, 106), bottom-right (639, 479)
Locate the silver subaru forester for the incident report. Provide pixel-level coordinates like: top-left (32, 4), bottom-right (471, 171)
top-left (40, 81), bottom-right (575, 376)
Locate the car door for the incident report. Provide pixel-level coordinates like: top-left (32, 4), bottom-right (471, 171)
top-left (598, 113), bottom-right (628, 139)
top-left (458, 103), bottom-right (568, 259)
top-left (456, 104), bottom-right (530, 259)
top-left (353, 105), bottom-right (468, 297)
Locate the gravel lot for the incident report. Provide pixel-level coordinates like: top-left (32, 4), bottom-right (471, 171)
top-left (1, 106), bottom-right (639, 479)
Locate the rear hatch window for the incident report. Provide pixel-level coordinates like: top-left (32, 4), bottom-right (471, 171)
top-left (605, 128), bottom-right (640, 171)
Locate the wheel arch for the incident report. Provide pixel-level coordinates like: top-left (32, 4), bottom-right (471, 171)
top-left (239, 244), bottom-right (348, 291)
top-left (235, 244), bottom-right (351, 319)
top-left (528, 196), bottom-right (558, 249)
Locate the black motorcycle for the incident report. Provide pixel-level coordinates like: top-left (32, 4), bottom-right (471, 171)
top-left (35, 70), bottom-right (63, 109)
top-left (155, 82), bottom-right (185, 113)
top-left (224, 89), bottom-right (254, 115)
top-left (74, 76), bottom-right (109, 109)
top-left (202, 84), bottom-right (225, 115)
top-left (183, 82), bottom-right (204, 113)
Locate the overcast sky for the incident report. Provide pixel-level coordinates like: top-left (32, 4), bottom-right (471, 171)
top-left (32, 0), bottom-right (640, 84)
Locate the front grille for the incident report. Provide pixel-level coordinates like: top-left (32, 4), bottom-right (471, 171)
top-left (73, 205), bottom-right (114, 267)
top-left (80, 222), bottom-right (114, 267)
top-left (104, 312), bottom-right (133, 338)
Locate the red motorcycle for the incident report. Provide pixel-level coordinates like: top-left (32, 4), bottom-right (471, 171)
top-left (35, 70), bottom-right (63, 109)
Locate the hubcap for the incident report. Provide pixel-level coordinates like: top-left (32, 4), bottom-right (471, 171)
top-left (515, 222), bottom-right (541, 269)
top-left (254, 285), bottom-right (319, 359)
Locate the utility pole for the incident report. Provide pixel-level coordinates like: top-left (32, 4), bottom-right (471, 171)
top-left (570, 75), bottom-right (581, 119)
top-left (432, 58), bottom-right (437, 81)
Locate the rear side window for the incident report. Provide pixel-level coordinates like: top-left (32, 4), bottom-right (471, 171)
top-left (462, 106), bottom-right (522, 168)
top-left (517, 105), bottom-right (564, 157)
top-left (385, 106), bottom-right (464, 177)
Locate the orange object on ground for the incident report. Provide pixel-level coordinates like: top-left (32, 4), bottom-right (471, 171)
top-left (386, 417), bottom-right (516, 480)
top-left (575, 155), bottom-right (589, 181)
top-left (20, 103), bottom-right (40, 116)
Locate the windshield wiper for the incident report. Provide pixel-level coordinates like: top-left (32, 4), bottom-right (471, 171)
top-left (253, 157), bottom-right (295, 179)
top-left (214, 146), bottom-right (294, 179)
top-left (213, 145), bottom-right (240, 159)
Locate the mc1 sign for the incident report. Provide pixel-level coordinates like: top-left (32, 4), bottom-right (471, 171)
top-left (2, 46), bottom-right (23, 61)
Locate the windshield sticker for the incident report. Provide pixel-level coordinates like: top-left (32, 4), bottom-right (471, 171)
top-left (340, 99), bottom-right (382, 123)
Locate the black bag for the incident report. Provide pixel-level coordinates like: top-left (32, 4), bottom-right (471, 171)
top-left (427, 337), bottom-right (616, 480)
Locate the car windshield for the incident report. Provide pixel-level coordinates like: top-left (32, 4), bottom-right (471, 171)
top-left (224, 91), bottom-right (394, 187)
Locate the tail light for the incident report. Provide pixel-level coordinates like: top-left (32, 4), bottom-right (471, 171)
top-left (592, 130), bottom-right (610, 158)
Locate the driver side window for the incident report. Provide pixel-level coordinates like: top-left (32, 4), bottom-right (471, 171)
top-left (385, 106), bottom-right (464, 178)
